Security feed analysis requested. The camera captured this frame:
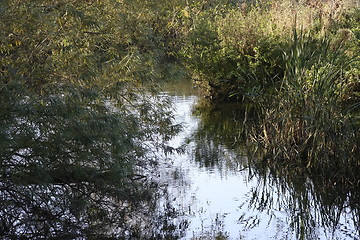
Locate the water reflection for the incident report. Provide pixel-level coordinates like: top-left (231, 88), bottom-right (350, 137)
top-left (0, 91), bottom-right (186, 239)
top-left (0, 173), bottom-right (187, 239)
top-left (191, 101), bottom-right (249, 173)
top-left (4, 78), bottom-right (358, 239)
top-left (162, 79), bottom-right (359, 239)
top-left (245, 166), bottom-right (360, 239)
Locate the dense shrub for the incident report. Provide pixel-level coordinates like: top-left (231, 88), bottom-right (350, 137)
top-left (179, 0), bottom-right (360, 102)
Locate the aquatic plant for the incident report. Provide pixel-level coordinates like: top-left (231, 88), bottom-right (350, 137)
top-left (251, 29), bottom-right (360, 186)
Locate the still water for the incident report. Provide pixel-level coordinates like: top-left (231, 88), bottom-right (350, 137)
top-left (158, 80), bottom-right (359, 239)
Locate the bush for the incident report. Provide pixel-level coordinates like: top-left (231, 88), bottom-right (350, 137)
top-left (179, 0), bottom-right (359, 102)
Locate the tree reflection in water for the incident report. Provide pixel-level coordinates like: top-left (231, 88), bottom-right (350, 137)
top-left (192, 101), bottom-right (250, 173)
top-left (0, 93), bottom-right (187, 239)
top-left (5, 94), bottom-right (357, 239)
top-left (191, 101), bottom-right (359, 239)
top-left (0, 175), bottom-right (188, 239)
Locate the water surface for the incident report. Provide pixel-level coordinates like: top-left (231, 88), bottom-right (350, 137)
top-left (158, 80), bottom-right (359, 239)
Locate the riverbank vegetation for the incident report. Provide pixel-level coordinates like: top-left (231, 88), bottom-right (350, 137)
top-left (1, 0), bottom-right (360, 238)
top-left (178, 0), bottom-right (360, 192)
top-left (179, 0), bottom-right (360, 102)
top-left (181, 1), bottom-right (360, 237)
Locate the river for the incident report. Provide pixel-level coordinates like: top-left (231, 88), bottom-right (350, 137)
top-left (156, 79), bottom-right (359, 239)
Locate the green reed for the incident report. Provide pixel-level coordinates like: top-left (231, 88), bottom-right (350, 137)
top-left (252, 29), bottom-right (360, 184)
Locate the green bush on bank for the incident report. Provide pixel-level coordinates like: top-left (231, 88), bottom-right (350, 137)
top-left (179, 0), bottom-right (360, 102)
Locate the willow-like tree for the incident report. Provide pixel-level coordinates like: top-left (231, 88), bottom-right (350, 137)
top-left (0, 1), bottom-right (183, 239)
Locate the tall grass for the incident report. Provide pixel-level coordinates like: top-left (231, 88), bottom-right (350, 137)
top-left (252, 29), bottom-right (360, 184)
top-left (181, 0), bottom-right (359, 101)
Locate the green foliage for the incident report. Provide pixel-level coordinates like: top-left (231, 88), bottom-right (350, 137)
top-left (178, 1), bottom-right (289, 101)
top-left (0, 0), bottom-right (183, 238)
top-left (1, 0), bottom-right (360, 237)
top-left (178, 0), bottom-right (360, 102)
top-left (176, 0), bottom-right (360, 187)
top-left (252, 30), bottom-right (360, 183)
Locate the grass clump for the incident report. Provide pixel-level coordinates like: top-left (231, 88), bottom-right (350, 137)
top-left (251, 29), bottom-right (360, 185)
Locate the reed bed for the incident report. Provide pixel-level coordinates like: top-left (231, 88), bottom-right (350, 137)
top-left (251, 29), bottom-right (360, 186)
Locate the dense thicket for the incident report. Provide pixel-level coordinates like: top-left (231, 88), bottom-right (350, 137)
top-left (0, 0), bottom-right (184, 239)
top-left (179, 0), bottom-right (360, 101)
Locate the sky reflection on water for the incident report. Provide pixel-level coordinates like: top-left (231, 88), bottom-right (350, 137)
top-left (159, 85), bottom-right (359, 240)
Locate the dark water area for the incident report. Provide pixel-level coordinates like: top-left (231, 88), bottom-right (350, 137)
top-left (158, 79), bottom-right (360, 239)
